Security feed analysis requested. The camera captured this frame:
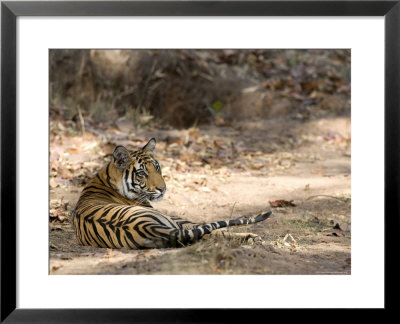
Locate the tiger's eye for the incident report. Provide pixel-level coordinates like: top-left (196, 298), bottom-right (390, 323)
top-left (137, 171), bottom-right (147, 178)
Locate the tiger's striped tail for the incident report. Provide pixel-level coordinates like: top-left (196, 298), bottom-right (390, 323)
top-left (175, 210), bottom-right (272, 246)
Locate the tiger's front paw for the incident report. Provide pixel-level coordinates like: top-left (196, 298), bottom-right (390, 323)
top-left (247, 234), bottom-right (264, 245)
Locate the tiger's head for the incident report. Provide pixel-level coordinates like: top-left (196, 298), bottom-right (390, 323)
top-left (110, 138), bottom-right (166, 202)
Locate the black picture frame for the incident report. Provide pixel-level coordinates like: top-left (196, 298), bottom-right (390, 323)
top-left (1, 0), bottom-right (398, 322)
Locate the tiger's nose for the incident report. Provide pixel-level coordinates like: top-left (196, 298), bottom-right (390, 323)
top-left (157, 186), bottom-right (166, 194)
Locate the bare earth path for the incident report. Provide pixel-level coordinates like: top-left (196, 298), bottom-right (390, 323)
top-left (49, 116), bottom-right (350, 274)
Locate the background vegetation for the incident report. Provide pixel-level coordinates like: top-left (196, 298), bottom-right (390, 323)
top-left (50, 49), bottom-right (350, 128)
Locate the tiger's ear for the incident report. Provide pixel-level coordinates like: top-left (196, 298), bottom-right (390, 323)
top-left (142, 138), bottom-right (156, 152)
top-left (113, 146), bottom-right (131, 170)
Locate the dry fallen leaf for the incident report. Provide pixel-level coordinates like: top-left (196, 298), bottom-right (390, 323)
top-left (333, 223), bottom-right (342, 230)
top-left (51, 265), bottom-right (61, 272)
top-left (326, 232), bottom-right (344, 237)
top-left (269, 200), bottom-right (296, 207)
top-left (50, 178), bottom-right (58, 188)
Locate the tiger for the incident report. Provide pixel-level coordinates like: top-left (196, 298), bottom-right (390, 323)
top-left (73, 138), bottom-right (272, 249)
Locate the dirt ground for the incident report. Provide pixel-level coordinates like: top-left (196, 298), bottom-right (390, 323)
top-left (49, 115), bottom-right (351, 275)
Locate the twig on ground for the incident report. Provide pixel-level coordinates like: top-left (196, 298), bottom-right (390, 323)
top-left (76, 104), bottom-right (85, 134)
top-left (304, 195), bottom-right (348, 202)
top-left (230, 201), bottom-right (237, 218)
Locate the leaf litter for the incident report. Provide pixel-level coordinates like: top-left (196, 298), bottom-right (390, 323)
top-left (49, 49), bottom-right (351, 274)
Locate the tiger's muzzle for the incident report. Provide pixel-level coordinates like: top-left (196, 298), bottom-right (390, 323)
top-left (150, 186), bottom-right (166, 201)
